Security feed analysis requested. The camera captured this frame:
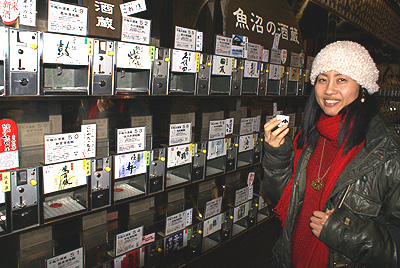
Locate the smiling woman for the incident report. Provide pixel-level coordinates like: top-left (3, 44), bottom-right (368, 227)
top-left (314, 72), bottom-right (360, 116)
top-left (262, 40), bottom-right (400, 268)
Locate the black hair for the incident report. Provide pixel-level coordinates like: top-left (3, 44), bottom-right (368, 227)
top-left (296, 87), bottom-right (378, 155)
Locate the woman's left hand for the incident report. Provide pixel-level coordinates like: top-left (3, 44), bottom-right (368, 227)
top-left (310, 209), bottom-right (334, 238)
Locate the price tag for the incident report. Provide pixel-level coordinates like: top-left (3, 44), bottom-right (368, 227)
top-left (240, 118), bottom-right (254, 135)
top-left (209, 120), bottom-right (226, 140)
top-left (44, 132), bottom-right (83, 164)
top-left (204, 197), bottom-right (222, 219)
top-left (121, 16), bottom-right (151, 45)
top-left (270, 49), bottom-right (282, 65)
top-left (169, 123), bottom-right (191, 146)
top-left (48, 1), bottom-right (88, 36)
top-left (165, 211), bottom-right (186, 236)
top-left (214, 35), bottom-right (232, 56)
top-left (235, 187), bottom-right (249, 207)
top-left (117, 127), bottom-right (146, 154)
top-left (46, 247), bottom-right (83, 268)
top-left (247, 43), bottom-right (261, 61)
top-left (116, 226), bottom-right (143, 256)
top-left (174, 26), bottom-right (197, 51)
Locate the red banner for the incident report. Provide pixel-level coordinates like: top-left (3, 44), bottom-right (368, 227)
top-left (0, 119), bottom-right (19, 171)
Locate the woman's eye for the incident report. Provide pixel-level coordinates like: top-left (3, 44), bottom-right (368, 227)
top-left (338, 78), bottom-right (347, 82)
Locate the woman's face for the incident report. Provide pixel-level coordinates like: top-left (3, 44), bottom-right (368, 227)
top-left (314, 71), bottom-right (360, 116)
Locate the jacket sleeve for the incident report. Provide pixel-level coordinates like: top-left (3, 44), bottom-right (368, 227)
top-left (319, 167), bottom-right (400, 268)
top-left (261, 137), bottom-right (294, 205)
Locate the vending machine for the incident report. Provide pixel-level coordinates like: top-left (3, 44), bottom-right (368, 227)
top-left (41, 32), bottom-right (90, 94)
top-left (89, 157), bottom-right (112, 210)
top-left (42, 160), bottom-right (89, 221)
top-left (151, 47), bottom-right (171, 95)
top-left (169, 49), bottom-right (199, 94)
top-left (90, 39), bottom-right (115, 95)
top-left (6, 28), bottom-right (39, 96)
top-left (113, 151), bottom-right (147, 203)
top-left (10, 168), bottom-right (40, 231)
top-left (115, 42), bottom-right (154, 94)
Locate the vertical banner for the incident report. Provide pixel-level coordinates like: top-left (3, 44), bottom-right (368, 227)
top-left (0, 119), bottom-right (19, 171)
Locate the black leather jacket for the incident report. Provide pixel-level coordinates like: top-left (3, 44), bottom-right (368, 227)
top-left (262, 115), bottom-right (400, 268)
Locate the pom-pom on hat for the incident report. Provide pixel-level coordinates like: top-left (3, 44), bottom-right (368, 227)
top-left (310, 41), bottom-right (379, 94)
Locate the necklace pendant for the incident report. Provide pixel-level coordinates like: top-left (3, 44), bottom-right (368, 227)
top-left (311, 178), bottom-right (324, 190)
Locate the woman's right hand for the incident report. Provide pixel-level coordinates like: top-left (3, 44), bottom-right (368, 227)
top-left (264, 117), bottom-right (290, 147)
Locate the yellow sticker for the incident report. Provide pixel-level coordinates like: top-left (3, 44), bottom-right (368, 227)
top-left (149, 46), bottom-right (155, 61)
top-left (83, 160), bottom-right (91, 176)
top-left (190, 143), bottom-right (195, 157)
top-left (1, 172), bottom-right (11, 193)
top-left (195, 53), bottom-right (200, 73)
top-left (88, 38), bottom-right (94, 56)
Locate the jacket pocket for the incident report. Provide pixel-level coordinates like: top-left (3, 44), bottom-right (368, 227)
top-left (343, 190), bottom-right (382, 217)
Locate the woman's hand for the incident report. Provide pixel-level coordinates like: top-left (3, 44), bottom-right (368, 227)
top-left (310, 209), bottom-right (334, 238)
top-left (264, 117), bottom-right (290, 147)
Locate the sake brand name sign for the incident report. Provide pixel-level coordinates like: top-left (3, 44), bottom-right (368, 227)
top-left (0, 119), bottom-right (19, 172)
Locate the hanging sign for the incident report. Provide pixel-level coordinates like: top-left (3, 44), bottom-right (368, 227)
top-left (117, 127), bottom-right (146, 154)
top-left (0, 0), bottom-right (19, 25)
top-left (116, 226), bottom-right (143, 256)
top-left (120, 0), bottom-right (147, 17)
top-left (47, 248), bottom-right (83, 268)
top-left (0, 119), bottom-right (19, 172)
top-left (19, 0), bottom-right (36, 27)
top-left (48, 1), bottom-right (88, 36)
top-left (121, 16), bottom-right (151, 44)
top-left (214, 35), bottom-right (232, 56)
top-left (84, 0), bottom-right (122, 39)
top-left (169, 123), bottom-right (191, 146)
top-left (174, 26), bottom-right (197, 51)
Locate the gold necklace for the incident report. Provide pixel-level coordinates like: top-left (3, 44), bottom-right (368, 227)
top-left (311, 138), bottom-right (331, 190)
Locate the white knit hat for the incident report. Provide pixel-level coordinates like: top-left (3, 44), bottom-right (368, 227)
top-left (310, 41), bottom-right (379, 94)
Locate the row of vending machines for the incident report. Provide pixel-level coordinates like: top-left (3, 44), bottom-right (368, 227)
top-left (0, 130), bottom-right (264, 235)
top-left (3, 165), bottom-right (273, 268)
top-left (0, 27), bottom-right (311, 97)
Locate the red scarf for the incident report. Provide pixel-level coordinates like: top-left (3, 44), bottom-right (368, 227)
top-left (274, 113), bottom-right (364, 268)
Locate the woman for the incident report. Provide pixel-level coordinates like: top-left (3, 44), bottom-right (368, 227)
top-left (262, 41), bottom-right (400, 268)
